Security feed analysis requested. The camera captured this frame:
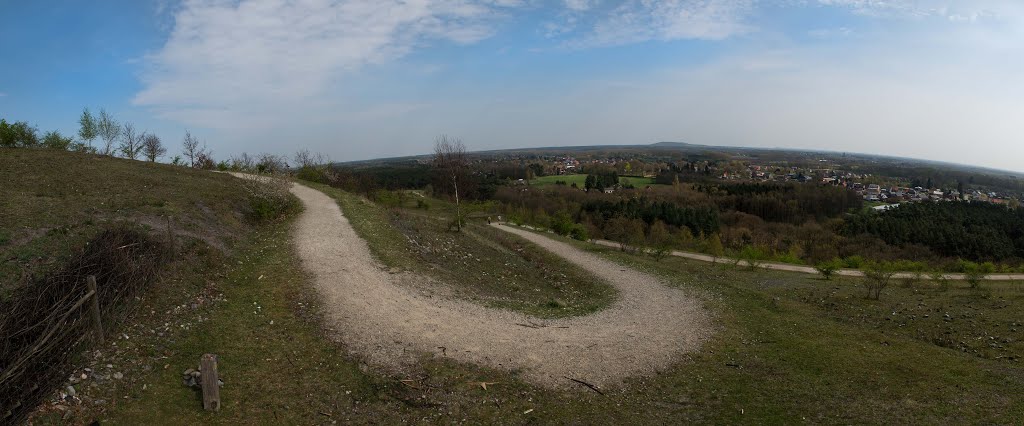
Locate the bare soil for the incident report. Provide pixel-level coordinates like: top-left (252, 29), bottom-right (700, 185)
top-left (289, 182), bottom-right (710, 388)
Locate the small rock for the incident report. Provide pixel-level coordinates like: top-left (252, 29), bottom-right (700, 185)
top-left (113, 372), bottom-right (123, 380)
top-left (66, 386), bottom-right (76, 397)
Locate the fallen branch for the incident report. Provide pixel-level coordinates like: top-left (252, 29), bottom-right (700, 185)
top-left (564, 376), bottom-right (604, 396)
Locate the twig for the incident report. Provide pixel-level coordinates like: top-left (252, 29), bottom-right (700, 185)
top-left (564, 376), bottom-right (605, 396)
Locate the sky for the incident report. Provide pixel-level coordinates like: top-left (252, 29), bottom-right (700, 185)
top-left (2, 0), bottom-right (1023, 171)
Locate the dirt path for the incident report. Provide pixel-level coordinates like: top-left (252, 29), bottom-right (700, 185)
top-left (504, 226), bottom-right (1024, 281)
top-left (288, 182), bottom-right (709, 389)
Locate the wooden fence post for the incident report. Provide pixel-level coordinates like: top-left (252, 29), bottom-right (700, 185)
top-left (166, 216), bottom-right (175, 255)
top-left (86, 275), bottom-right (104, 344)
top-left (200, 353), bottom-right (220, 411)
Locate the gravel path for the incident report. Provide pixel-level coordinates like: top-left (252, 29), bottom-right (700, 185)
top-left (289, 182), bottom-right (709, 389)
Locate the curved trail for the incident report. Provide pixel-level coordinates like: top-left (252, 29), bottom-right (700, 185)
top-left (289, 182), bottom-right (709, 388)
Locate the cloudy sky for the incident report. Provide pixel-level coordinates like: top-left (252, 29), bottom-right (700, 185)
top-left (2, 0), bottom-right (1023, 171)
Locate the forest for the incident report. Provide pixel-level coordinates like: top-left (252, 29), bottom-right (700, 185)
top-left (844, 202), bottom-right (1024, 262)
top-left (317, 156), bottom-right (1024, 270)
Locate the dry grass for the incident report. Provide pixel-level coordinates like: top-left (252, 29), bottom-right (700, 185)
top-left (0, 149), bottom-right (250, 293)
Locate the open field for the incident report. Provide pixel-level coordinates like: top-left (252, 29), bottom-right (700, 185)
top-left (530, 174), bottom-right (658, 187)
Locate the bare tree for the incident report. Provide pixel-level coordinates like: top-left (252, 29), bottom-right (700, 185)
top-left (118, 123), bottom-right (146, 159)
top-left (96, 109), bottom-right (120, 155)
top-left (230, 152), bottom-right (255, 171)
top-left (142, 133), bottom-right (166, 162)
top-left (256, 153), bottom-right (287, 173)
top-left (293, 148), bottom-right (328, 169)
top-left (432, 135), bottom-right (468, 231)
top-left (182, 130), bottom-right (200, 167)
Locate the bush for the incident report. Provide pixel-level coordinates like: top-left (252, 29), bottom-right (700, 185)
top-left (815, 258), bottom-right (842, 280)
top-left (646, 220), bottom-right (674, 261)
top-left (961, 260), bottom-right (994, 289)
top-left (41, 130), bottom-right (73, 150)
top-left (739, 245), bottom-right (768, 270)
top-left (549, 211), bottom-right (574, 236)
top-left (929, 271), bottom-right (950, 291)
top-left (242, 174), bottom-right (301, 223)
top-left (843, 255), bottom-right (865, 269)
top-left (569, 223), bottom-right (589, 241)
top-left (896, 260), bottom-right (927, 288)
top-left (862, 261), bottom-right (896, 300)
top-left (295, 166), bottom-right (328, 183)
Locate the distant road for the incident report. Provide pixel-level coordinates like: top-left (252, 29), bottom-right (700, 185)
top-left (505, 224), bottom-right (1024, 281)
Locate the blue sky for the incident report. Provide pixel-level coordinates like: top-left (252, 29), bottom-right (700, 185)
top-left (2, 1), bottom-right (1023, 171)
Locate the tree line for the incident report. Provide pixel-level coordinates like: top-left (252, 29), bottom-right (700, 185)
top-left (844, 201), bottom-right (1024, 262)
top-left (0, 108), bottom-right (219, 169)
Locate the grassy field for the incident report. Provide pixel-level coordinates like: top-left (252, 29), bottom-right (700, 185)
top-left (0, 149), bottom-right (249, 294)
top-left (78, 189), bottom-right (1023, 423)
top-left (18, 167), bottom-right (1024, 423)
top-left (530, 173), bottom-right (658, 187)
top-left (310, 183), bottom-right (617, 318)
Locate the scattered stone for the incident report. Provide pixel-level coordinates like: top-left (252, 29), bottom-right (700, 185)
top-left (113, 372), bottom-right (124, 380)
top-left (65, 386), bottom-right (76, 398)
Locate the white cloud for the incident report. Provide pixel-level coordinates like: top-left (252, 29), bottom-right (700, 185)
top-left (808, 26), bottom-right (853, 38)
top-left (563, 0), bottom-right (755, 47)
top-left (815, 0), bottom-right (1021, 23)
top-left (564, 0), bottom-right (595, 12)
top-left (134, 0), bottom-right (517, 129)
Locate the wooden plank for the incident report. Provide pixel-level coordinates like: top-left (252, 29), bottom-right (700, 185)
top-left (200, 353), bottom-right (220, 411)
top-left (86, 275), bottom-right (104, 344)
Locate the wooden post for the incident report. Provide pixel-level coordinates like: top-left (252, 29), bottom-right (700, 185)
top-left (165, 216), bottom-right (175, 255)
top-left (200, 353), bottom-right (220, 411)
top-left (86, 276), bottom-right (104, 344)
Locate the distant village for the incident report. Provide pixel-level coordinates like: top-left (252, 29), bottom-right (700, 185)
top-left (494, 153), bottom-right (1021, 208)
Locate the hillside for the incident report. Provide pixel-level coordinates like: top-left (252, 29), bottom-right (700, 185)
top-left (0, 149), bottom-right (250, 293)
top-left (0, 149), bottom-right (266, 424)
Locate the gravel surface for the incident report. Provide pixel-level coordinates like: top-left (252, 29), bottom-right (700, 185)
top-left (290, 182), bottom-right (709, 388)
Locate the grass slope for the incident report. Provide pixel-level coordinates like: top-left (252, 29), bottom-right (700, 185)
top-left (0, 149), bottom-right (249, 292)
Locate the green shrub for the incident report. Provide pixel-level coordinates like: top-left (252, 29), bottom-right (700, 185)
top-left (549, 211), bottom-right (574, 236)
top-left (569, 224), bottom-right (589, 241)
top-left (896, 260), bottom-right (927, 288)
top-left (815, 258), bottom-right (842, 280)
top-left (961, 260), bottom-right (995, 289)
top-left (416, 199), bottom-right (430, 210)
top-left (739, 245), bottom-right (768, 270)
top-left (929, 271), bottom-right (950, 291)
top-left (842, 255), bottom-right (865, 269)
top-left (296, 166), bottom-right (329, 183)
top-left (41, 130), bottom-right (73, 150)
top-left (774, 251), bottom-right (804, 265)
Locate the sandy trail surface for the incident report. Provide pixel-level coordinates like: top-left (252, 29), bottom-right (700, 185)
top-left (289, 182), bottom-right (709, 388)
